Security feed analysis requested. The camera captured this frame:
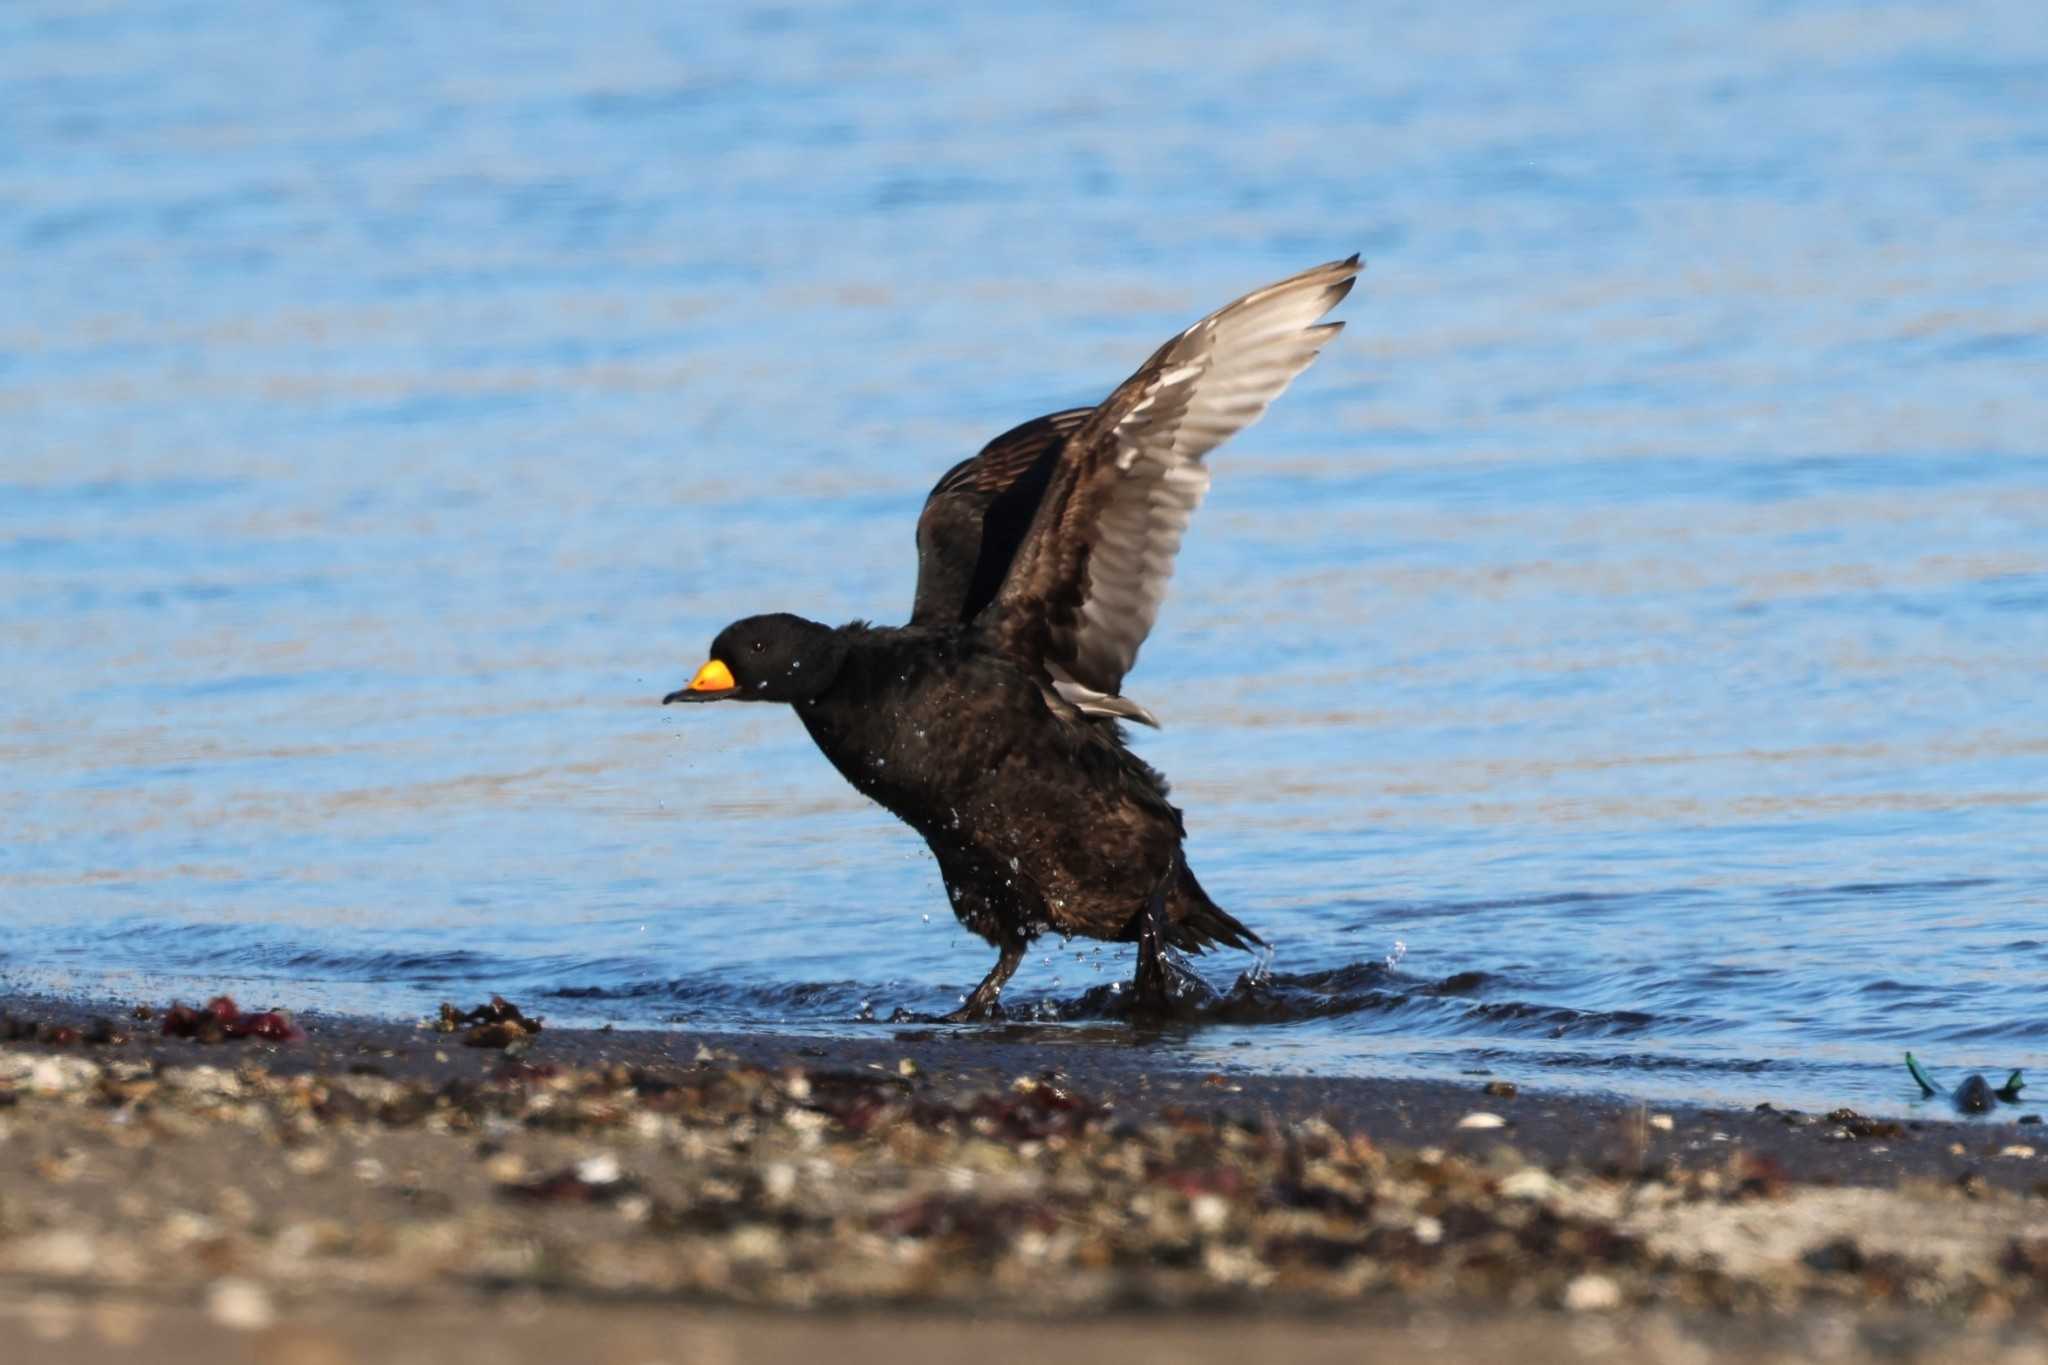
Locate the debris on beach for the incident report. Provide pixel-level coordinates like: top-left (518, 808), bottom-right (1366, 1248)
top-left (159, 995), bottom-right (306, 1044)
top-left (1823, 1108), bottom-right (1904, 1140)
top-left (501, 1154), bottom-right (639, 1205)
top-left (437, 995), bottom-right (545, 1048)
top-left (1906, 1054), bottom-right (2027, 1114)
top-left (0, 1014), bottom-right (128, 1046)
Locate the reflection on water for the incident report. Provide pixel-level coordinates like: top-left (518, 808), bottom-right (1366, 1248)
top-left (3, 0), bottom-right (2045, 1110)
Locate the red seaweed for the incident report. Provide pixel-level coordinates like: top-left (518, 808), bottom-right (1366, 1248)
top-left (160, 995), bottom-right (304, 1044)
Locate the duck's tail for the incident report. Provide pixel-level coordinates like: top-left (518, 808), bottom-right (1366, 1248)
top-left (1165, 853), bottom-right (1265, 954)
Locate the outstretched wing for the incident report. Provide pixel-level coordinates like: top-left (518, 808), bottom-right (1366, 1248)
top-left (910, 408), bottom-right (1094, 627)
top-left (979, 256), bottom-right (1359, 718)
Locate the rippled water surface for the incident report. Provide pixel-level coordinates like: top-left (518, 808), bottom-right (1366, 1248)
top-left (5, 1), bottom-right (2046, 1111)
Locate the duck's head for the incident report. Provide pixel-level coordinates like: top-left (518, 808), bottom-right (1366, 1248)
top-left (662, 613), bottom-right (847, 706)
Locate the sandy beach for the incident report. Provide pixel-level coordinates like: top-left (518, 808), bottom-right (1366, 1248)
top-left (1, 991), bottom-right (2042, 1363)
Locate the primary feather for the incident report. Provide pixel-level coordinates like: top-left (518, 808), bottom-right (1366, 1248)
top-left (981, 256), bottom-right (1360, 711)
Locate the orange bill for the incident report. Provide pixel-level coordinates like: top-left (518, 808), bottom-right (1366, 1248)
top-left (687, 659), bottom-right (735, 692)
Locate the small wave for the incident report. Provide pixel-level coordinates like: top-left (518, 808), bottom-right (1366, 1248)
top-left (1465, 1047), bottom-right (1785, 1075)
top-left (1773, 877), bottom-right (1997, 903)
top-left (1857, 978), bottom-right (1931, 996)
top-left (1339, 889), bottom-right (1637, 932)
top-left (545, 973), bottom-right (877, 1020)
top-left (53, 920), bottom-right (534, 988)
top-left (1458, 1000), bottom-right (1659, 1036)
top-left (274, 948), bottom-right (504, 978)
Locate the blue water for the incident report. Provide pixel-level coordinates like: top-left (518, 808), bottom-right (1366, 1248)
top-left (3, 0), bottom-right (2045, 1112)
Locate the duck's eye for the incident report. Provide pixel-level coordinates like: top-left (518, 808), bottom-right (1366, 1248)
top-left (750, 640), bottom-right (766, 654)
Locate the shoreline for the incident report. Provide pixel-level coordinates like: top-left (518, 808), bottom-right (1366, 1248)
top-left (1, 987), bottom-right (2037, 1190)
top-left (2, 989), bottom-right (2044, 1362)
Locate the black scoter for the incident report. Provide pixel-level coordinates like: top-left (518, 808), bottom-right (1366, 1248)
top-left (666, 257), bottom-right (1359, 1018)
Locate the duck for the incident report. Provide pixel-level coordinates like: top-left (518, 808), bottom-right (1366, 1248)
top-left (665, 257), bottom-right (1359, 1019)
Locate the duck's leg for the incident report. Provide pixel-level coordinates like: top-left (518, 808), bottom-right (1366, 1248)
top-left (945, 938), bottom-right (1026, 1022)
top-left (1130, 862), bottom-right (1177, 1013)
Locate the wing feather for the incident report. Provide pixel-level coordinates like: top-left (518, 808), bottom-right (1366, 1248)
top-left (911, 407), bottom-right (1093, 625)
top-left (980, 256), bottom-right (1360, 711)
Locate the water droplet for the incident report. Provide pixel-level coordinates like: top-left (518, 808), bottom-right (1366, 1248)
top-left (1008, 856), bottom-right (1020, 871)
top-left (921, 913), bottom-right (930, 923)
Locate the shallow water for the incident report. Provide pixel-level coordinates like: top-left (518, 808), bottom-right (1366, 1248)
top-left (4, 0), bottom-right (2045, 1112)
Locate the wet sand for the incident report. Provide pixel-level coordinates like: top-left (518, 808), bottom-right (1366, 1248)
top-left (1, 991), bottom-right (2043, 1363)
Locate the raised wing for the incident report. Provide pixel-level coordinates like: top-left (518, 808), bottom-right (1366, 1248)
top-left (979, 256), bottom-right (1359, 720)
top-left (910, 408), bottom-right (1093, 627)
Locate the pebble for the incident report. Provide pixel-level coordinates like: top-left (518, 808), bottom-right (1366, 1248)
top-left (284, 1147), bottom-right (332, 1176)
top-left (728, 1224), bottom-right (781, 1262)
top-left (162, 1065), bottom-right (243, 1098)
top-left (483, 1153), bottom-right (529, 1183)
top-left (1498, 1169), bottom-right (1563, 1201)
top-left (1455, 1112), bottom-right (1506, 1130)
top-left (574, 1153), bottom-right (622, 1185)
top-left (20, 1231), bottom-right (96, 1277)
top-left (1564, 1272), bottom-right (1622, 1312)
top-left (206, 1278), bottom-right (276, 1331)
top-left (20, 1056), bottom-right (102, 1095)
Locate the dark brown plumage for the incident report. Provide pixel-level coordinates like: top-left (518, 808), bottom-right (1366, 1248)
top-left (666, 257), bottom-right (1359, 1018)
top-left (910, 407), bottom-right (1091, 630)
